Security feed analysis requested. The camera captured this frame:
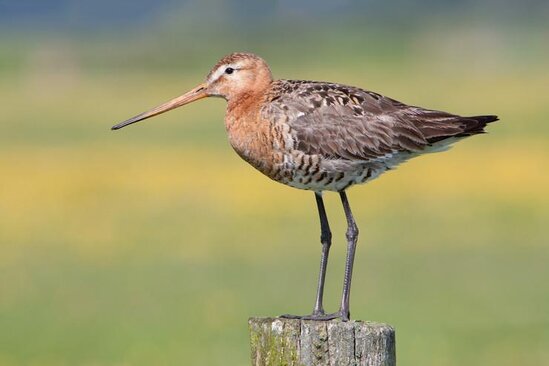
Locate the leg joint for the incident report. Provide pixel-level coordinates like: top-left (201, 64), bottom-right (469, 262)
top-left (345, 223), bottom-right (359, 242)
top-left (320, 229), bottom-right (332, 246)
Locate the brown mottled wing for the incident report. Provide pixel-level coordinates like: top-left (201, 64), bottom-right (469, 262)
top-left (264, 80), bottom-right (497, 161)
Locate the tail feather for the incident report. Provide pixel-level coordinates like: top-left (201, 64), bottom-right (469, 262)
top-left (469, 115), bottom-right (499, 124)
top-left (459, 115), bottom-right (499, 135)
top-left (423, 114), bottom-right (498, 143)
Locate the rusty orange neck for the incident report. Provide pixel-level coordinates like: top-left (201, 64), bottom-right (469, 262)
top-left (226, 80), bottom-right (271, 119)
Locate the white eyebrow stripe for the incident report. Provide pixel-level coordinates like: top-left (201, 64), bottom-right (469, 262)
top-left (208, 63), bottom-right (237, 83)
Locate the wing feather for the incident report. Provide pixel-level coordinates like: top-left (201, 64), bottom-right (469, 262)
top-left (263, 80), bottom-right (497, 161)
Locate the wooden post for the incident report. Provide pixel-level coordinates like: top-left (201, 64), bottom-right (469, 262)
top-left (249, 317), bottom-right (395, 366)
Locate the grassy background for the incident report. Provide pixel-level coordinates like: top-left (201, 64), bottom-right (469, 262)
top-left (1, 3), bottom-right (548, 365)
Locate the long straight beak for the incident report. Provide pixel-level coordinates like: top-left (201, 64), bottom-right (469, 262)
top-left (111, 83), bottom-right (208, 130)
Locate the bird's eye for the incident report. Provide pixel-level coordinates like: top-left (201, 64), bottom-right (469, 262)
top-left (225, 67), bottom-right (234, 75)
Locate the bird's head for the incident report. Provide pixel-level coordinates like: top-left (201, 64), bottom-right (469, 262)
top-left (112, 52), bottom-right (272, 130)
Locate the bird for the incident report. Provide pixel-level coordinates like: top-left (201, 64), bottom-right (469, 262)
top-left (112, 52), bottom-right (498, 321)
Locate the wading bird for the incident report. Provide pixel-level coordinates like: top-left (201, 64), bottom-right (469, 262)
top-left (112, 52), bottom-right (497, 321)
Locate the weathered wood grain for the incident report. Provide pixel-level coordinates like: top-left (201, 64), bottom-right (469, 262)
top-left (249, 317), bottom-right (395, 366)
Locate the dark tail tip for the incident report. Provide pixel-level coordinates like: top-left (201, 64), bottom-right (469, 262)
top-left (471, 115), bottom-right (499, 124)
top-left (451, 114), bottom-right (499, 138)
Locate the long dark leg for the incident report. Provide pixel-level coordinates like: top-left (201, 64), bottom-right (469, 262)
top-left (280, 191), bottom-right (332, 319)
top-left (338, 190), bottom-right (359, 321)
top-left (312, 191), bottom-right (332, 315)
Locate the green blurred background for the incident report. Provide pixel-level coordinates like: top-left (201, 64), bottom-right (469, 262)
top-left (1, 1), bottom-right (548, 365)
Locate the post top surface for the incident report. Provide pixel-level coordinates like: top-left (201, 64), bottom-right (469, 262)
top-left (249, 316), bottom-right (395, 332)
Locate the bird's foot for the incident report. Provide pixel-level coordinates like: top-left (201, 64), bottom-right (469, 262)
top-left (279, 309), bottom-right (324, 320)
top-left (279, 310), bottom-right (349, 322)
